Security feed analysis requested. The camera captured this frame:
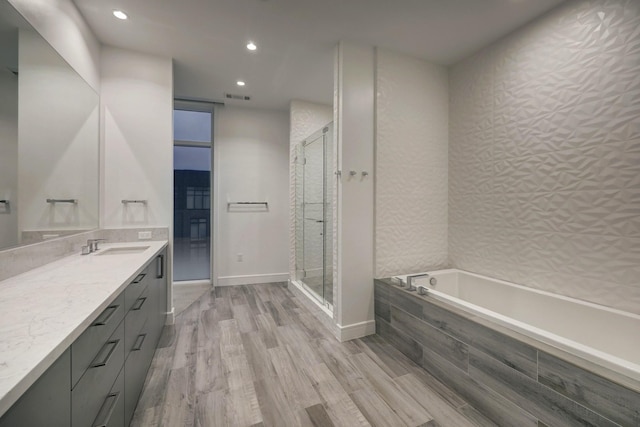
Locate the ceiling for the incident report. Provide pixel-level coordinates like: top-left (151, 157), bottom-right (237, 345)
top-left (74, 0), bottom-right (566, 111)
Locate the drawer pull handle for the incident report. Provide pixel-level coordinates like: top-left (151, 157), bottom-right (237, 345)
top-left (132, 334), bottom-right (146, 352)
top-left (92, 304), bottom-right (119, 326)
top-left (132, 273), bottom-right (146, 284)
top-left (132, 297), bottom-right (147, 311)
top-left (157, 254), bottom-right (164, 279)
top-left (91, 339), bottom-right (119, 368)
top-left (92, 391), bottom-right (120, 427)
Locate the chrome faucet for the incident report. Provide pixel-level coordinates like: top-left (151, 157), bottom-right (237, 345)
top-left (417, 276), bottom-right (438, 295)
top-left (406, 273), bottom-right (429, 291)
top-left (93, 239), bottom-right (107, 251)
top-left (86, 239), bottom-right (107, 253)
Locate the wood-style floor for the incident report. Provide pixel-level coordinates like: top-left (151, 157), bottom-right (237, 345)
top-left (173, 282), bottom-right (212, 315)
top-left (131, 283), bottom-right (495, 427)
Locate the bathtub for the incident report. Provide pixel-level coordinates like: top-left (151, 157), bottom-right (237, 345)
top-left (376, 270), bottom-right (640, 426)
top-left (393, 269), bottom-right (640, 383)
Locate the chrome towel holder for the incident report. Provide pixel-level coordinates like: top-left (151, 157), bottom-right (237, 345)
top-left (46, 198), bottom-right (78, 204)
top-left (227, 201), bottom-right (269, 209)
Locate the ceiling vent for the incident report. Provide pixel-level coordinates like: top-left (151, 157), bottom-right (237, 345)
top-left (225, 93), bottom-right (251, 101)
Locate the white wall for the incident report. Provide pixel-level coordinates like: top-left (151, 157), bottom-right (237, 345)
top-left (0, 67), bottom-right (18, 248)
top-left (449, 0), bottom-right (640, 314)
top-left (375, 49), bottom-right (449, 278)
top-left (288, 100), bottom-right (332, 280)
top-left (334, 42), bottom-right (375, 339)
top-left (215, 106), bottom-right (290, 286)
top-left (8, 0), bottom-right (101, 91)
top-left (100, 46), bottom-right (173, 230)
top-left (18, 29), bottom-right (99, 233)
top-left (331, 44), bottom-right (448, 340)
top-left (100, 46), bottom-right (173, 315)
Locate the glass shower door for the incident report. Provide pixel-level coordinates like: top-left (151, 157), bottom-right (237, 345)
top-left (294, 143), bottom-right (305, 284)
top-left (322, 125), bottom-right (333, 306)
top-left (302, 135), bottom-right (325, 302)
top-left (294, 123), bottom-right (333, 308)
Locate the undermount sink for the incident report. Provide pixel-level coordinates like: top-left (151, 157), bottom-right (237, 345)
top-left (96, 246), bottom-right (150, 255)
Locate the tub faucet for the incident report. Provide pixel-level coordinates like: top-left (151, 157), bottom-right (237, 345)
top-left (406, 273), bottom-right (429, 291)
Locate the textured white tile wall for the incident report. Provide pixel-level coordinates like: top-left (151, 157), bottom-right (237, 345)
top-left (449, 0), bottom-right (640, 314)
top-left (289, 100), bottom-right (332, 280)
top-left (375, 49), bottom-right (449, 278)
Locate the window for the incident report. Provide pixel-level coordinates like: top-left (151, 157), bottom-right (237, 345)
top-left (173, 107), bottom-right (212, 282)
top-left (190, 218), bottom-right (208, 241)
top-left (186, 186), bottom-right (210, 210)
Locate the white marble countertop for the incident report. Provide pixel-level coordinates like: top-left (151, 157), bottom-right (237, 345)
top-left (0, 240), bottom-right (168, 418)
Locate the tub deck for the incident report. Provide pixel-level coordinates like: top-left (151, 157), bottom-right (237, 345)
top-left (375, 277), bottom-right (640, 427)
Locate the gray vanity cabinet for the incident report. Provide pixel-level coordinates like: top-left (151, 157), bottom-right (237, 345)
top-left (124, 284), bottom-right (152, 354)
top-left (71, 293), bottom-right (126, 388)
top-left (0, 246), bottom-right (168, 427)
top-left (153, 251), bottom-right (167, 346)
top-left (0, 349), bottom-right (71, 427)
top-left (124, 249), bottom-right (167, 425)
top-left (124, 328), bottom-right (156, 425)
top-left (125, 266), bottom-right (151, 312)
top-left (97, 366), bottom-right (126, 427)
top-left (72, 322), bottom-right (125, 427)
top-left (75, 250), bottom-right (167, 427)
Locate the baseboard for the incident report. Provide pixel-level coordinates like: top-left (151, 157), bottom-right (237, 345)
top-left (166, 308), bottom-right (176, 325)
top-left (216, 273), bottom-right (289, 287)
top-left (336, 320), bottom-right (376, 342)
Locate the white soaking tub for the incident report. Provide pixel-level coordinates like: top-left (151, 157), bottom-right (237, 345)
top-left (394, 269), bottom-right (640, 383)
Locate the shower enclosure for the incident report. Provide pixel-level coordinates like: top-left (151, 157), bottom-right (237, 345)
top-left (294, 123), bottom-right (333, 308)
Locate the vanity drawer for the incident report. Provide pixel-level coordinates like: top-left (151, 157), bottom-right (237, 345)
top-left (124, 324), bottom-right (155, 426)
top-left (124, 285), bottom-right (152, 354)
top-left (124, 264), bottom-right (151, 312)
top-left (71, 293), bottom-right (125, 388)
top-left (90, 365), bottom-right (125, 427)
top-left (72, 322), bottom-right (124, 427)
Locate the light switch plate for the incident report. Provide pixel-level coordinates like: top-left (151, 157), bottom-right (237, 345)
top-left (138, 231), bottom-right (152, 240)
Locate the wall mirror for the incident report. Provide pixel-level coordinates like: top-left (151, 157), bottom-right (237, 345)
top-left (0, 0), bottom-right (99, 251)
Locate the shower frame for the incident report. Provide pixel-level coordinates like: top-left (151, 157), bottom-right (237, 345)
top-left (294, 123), bottom-right (333, 310)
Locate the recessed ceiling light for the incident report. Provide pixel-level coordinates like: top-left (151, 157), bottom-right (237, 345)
top-left (113, 10), bottom-right (128, 20)
top-left (237, 81), bottom-right (246, 87)
top-left (246, 42), bottom-right (257, 51)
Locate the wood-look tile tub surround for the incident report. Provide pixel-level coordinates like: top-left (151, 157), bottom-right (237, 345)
top-left (374, 279), bottom-right (640, 427)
